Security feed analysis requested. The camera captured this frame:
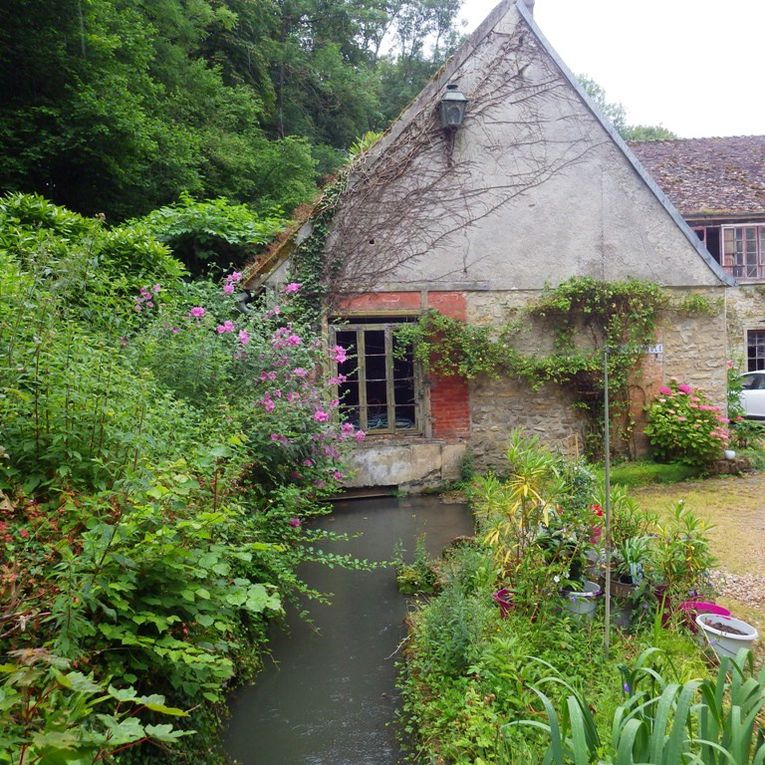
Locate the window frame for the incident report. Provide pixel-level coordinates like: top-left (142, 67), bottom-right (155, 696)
top-left (722, 224), bottom-right (765, 280)
top-left (746, 328), bottom-right (765, 372)
top-left (329, 318), bottom-right (423, 436)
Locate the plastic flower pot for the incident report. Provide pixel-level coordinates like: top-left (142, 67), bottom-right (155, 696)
top-left (562, 580), bottom-right (600, 619)
top-left (679, 600), bottom-right (731, 633)
top-left (695, 613), bottom-right (758, 660)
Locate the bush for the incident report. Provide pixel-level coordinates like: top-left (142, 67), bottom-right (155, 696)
top-left (644, 380), bottom-right (730, 466)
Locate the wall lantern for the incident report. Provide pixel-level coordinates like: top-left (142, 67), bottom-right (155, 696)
top-left (439, 83), bottom-right (468, 131)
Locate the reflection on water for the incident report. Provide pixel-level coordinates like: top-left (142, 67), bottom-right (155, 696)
top-left (224, 495), bottom-right (473, 765)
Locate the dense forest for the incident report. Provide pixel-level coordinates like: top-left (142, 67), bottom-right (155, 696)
top-left (0, 0), bottom-right (463, 221)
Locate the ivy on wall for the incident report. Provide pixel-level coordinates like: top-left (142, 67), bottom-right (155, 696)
top-left (395, 277), bottom-right (670, 455)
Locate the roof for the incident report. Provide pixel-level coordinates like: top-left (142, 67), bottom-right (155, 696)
top-left (246, 0), bottom-right (733, 289)
top-left (629, 136), bottom-right (765, 218)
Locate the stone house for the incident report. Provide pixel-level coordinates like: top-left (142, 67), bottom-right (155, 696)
top-left (631, 137), bottom-right (765, 373)
top-left (245, 0), bottom-right (733, 490)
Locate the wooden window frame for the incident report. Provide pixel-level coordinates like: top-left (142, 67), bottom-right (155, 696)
top-left (722, 224), bottom-right (765, 280)
top-left (747, 329), bottom-right (765, 372)
top-left (330, 318), bottom-right (423, 435)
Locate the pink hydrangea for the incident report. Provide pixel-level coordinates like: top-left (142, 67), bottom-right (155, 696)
top-left (659, 386), bottom-right (672, 395)
top-left (288, 517), bottom-right (302, 528)
top-left (354, 430), bottom-right (366, 442)
top-left (677, 383), bottom-right (693, 394)
top-left (189, 306), bottom-right (206, 319)
top-left (216, 320), bottom-right (236, 334)
top-left (313, 409), bottom-right (329, 423)
top-left (283, 282), bottom-right (302, 294)
top-left (238, 329), bottom-right (250, 345)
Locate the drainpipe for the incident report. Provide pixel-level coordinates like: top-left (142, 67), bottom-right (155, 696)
top-left (518, 0), bottom-right (534, 14)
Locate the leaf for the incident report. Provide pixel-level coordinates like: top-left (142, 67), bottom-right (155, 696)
top-left (145, 723), bottom-right (194, 741)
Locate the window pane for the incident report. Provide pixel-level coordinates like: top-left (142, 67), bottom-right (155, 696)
top-left (748, 330), bottom-right (765, 371)
top-left (330, 319), bottom-right (420, 434)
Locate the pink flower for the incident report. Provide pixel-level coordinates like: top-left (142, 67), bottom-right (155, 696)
top-left (329, 374), bottom-right (347, 385)
top-left (332, 470), bottom-right (343, 481)
top-left (292, 367), bottom-right (308, 378)
top-left (354, 430), bottom-right (366, 442)
top-left (216, 320), bottom-right (236, 334)
top-left (341, 422), bottom-right (355, 436)
top-left (727, 359), bottom-right (735, 369)
top-left (288, 517), bottom-right (302, 528)
top-left (223, 282), bottom-right (235, 295)
top-left (152, 284), bottom-right (162, 293)
top-left (261, 371), bottom-right (278, 382)
top-left (238, 329), bottom-right (250, 345)
top-left (303, 459), bottom-right (314, 467)
top-left (331, 345), bottom-right (347, 364)
top-left (283, 282), bottom-right (302, 294)
top-left (286, 333), bottom-right (302, 346)
top-left (313, 409), bottom-right (329, 423)
top-left (659, 386), bottom-right (672, 395)
top-left (261, 395), bottom-right (275, 413)
top-left (19, 528), bottom-right (29, 539)
top-left (189, 306), bottom-right (206, 319)
top-left (677, 383), bottom-right (693, 394)
top-left (170, 327), bottom-right (180, 334)
top-left (287, 392), bottom-right (300, 403)
top-left (229, 272), bottom-right (242, 283)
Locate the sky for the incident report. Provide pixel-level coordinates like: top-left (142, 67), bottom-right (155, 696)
top-left (457, 0), bottom-right (764, 138)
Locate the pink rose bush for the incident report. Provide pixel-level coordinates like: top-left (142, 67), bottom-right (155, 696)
top-left (645, 379), bottom-right (729, 466)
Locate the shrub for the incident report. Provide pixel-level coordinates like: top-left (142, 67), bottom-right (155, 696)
top-left (644, 380), bottom-right (730, 466)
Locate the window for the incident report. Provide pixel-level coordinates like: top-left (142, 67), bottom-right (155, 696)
top-left (722, 225), bottom-right (765, 279)
top-left (747, 329), bottom-right (765, 371)
top-left (331, 318), bottom-right (420, 434)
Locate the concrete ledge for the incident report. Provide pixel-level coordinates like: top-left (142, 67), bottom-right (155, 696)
top-left (344, 440), bottom-right (467, 492)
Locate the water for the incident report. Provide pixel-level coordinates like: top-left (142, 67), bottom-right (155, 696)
top-left (224, 495), bottom-right (473, 765)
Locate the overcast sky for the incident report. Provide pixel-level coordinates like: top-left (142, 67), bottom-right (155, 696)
top-left (457, 0), bottom-right (764, 138)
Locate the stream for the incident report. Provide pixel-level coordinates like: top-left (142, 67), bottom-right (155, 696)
top-left (224, 495), bottom-right (473, 765)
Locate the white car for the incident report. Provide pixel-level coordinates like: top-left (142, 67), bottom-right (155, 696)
top-left (740, 371), bottom-right (765, 419)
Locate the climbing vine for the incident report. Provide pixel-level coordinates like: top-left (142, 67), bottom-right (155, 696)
top-left (395, 277), bottom-right (669, 454)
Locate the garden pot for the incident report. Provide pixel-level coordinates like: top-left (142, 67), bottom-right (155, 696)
top-left (609, 577), bottom-right (637, 600)
top-left (679, 600), bottom-right (730, 632)
top-left (695, 613), bottom-right (758, 660)
top-left (562, 580), bottom-right (600, 619)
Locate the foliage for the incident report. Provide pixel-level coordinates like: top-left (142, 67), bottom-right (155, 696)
top-left (398, 443), bottom-right (722, 765)
top-left (394, 535), bottom-right (438, 595)
top-left (653, 501), bottom-right (716, 600)
top-left (135, 194), bottom-right (286, 276)
top-left (509, 647), bottom-right (765, 764)
top-left (645, 380), bottom-right (730, 466)
top-left (0, 0), bottom-right (463, 221)
top-left (0, 199), bottom-right (365, 762)
top-left (0, 650), bottom-right (191, 764)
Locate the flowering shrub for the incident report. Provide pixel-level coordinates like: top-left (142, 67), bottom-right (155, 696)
top-left (644, 380), bottom-right (729, 466)
top-left (0, 198), bottom-right (366, 762)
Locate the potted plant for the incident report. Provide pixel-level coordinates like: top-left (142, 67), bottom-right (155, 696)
top-left (609, 535), bottom-right (654, 627)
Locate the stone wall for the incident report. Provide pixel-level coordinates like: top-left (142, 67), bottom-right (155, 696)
top-left (465, 287), bottom-right (728, 469)
top-left (725, 286), bottom-right (765, 365)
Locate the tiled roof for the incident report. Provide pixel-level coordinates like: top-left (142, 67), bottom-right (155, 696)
top-left (629, 136), bottom-right (765, 218)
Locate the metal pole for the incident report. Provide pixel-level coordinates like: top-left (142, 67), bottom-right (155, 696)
top-left (603, 346), bottom-right (612, 658)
